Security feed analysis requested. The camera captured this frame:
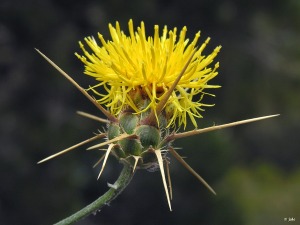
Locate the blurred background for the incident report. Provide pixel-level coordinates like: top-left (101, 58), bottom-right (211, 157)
top-left (1, 0), bottom-right (299, 224)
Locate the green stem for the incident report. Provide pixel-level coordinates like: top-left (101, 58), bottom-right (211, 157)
top-left (54, 163), bottom-right (134, 225)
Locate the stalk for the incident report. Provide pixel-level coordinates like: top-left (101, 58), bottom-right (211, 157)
top-left (54, 163), bottom-right (134, 225)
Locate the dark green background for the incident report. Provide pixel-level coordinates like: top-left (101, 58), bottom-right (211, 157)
top-left (1, 0), bottom-right (299, 224)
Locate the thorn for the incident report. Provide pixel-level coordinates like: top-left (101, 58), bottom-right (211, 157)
top-left (35, 49), bottom-right (118, 123)
top-left (168, 147), bottom-right (216, 195)
top-left (97, 144), bottom-right (114, 180)
top-left (154, 149), bottom-right (172, 211)
top-left (132, 156), bottom-right (141, 173)
top-left (87, 133), bottom-right (137, 150)
top-left (165, 159), bottom-right (173, 200)
top-left (37, 133), bottom-right (106, 164)
top-left (93, 154), bottom-right (106, 168)
top-left (168, 114), bottom-right (280, 141)
top-left (77, 111), bottom-right (110, 124)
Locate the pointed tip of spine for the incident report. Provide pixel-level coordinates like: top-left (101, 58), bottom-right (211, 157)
top-left (170, 114), bottom-right (280, 141)
top-left (132, 156), bottom-right (141, 173)
top-left (154, 149), bottom-right (172, 211)
top-left (97, 144), bottom-right (114, 180)
top-left (37, 160), bottom-right (44, 164)
top-left (168, 147), bottom-right (216, 196)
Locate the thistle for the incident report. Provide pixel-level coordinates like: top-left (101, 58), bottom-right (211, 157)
top-left (37, 19), bottom-right (278, 225)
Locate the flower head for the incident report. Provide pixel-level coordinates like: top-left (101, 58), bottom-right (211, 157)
top-left (76, 19), bottom-right (221, 128)
top-left (36, 18), bottom-right (279, 218)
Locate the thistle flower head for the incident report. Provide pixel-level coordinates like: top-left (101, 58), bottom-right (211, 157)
top-left (37, 18), bottom-right (278, 217)
top-left (76, 19), bottom-right (221, 128)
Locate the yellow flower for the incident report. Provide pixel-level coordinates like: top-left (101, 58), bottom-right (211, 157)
top-left (76, 19), bottom-right (221, 128)
top-left (36, 18), bottom-right (278, 220)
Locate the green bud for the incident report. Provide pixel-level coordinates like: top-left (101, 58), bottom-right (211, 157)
top-left (118, 138), bottom-right (143, 156)
top-left (135, 125), bottom-right (160, 149)
top-left (119, 113), bottom-right (139, 134)
top-left (107, 123), bottom-right (120, 140)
